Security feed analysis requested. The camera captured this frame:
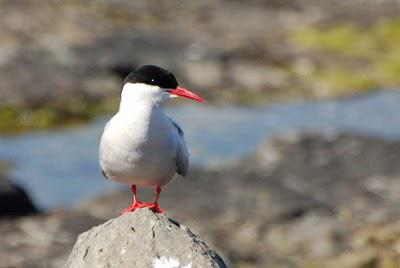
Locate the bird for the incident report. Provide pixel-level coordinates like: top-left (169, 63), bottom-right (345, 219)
top-left (99, 65), bottom-right (205, 214)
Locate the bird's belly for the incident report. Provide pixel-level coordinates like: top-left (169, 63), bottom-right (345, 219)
top-left (99, 129), bottom-right (177, 186)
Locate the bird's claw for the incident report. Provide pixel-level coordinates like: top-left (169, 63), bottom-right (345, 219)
top-left (121, 201), bottom-right (165, 214)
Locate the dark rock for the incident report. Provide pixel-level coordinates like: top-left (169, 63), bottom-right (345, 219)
top-left (64, 209), bottom-right (227, 268)
top-left (0, 175), bottom-right (37, 218)
top-left (251, 132), bottom-right (400, 222)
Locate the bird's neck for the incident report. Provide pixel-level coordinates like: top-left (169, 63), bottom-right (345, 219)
top-left (118, 86), bottom-right (168, 115)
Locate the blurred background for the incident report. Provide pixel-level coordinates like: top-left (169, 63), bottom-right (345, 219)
top-left (1, 0), bottom-right (400, 267)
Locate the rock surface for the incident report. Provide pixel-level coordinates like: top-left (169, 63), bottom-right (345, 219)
top-left (64, 209), bottom-right (226, 268)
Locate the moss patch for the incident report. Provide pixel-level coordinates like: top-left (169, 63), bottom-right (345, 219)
top-left (289, 18), bottom-right (400, 96)
top-left (0, 97), bottom-right (119, 135)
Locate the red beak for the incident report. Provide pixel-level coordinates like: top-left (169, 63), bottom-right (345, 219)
top-left (167, 87), bottom-right (205, 103)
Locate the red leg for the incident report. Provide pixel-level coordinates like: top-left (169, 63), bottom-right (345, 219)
top-left (151, 186), bottom-right (165, 213)
top-left (132, 184), bottom-right (138, 203)
top-left (156, 186), bottom-right (161, 202)
top-left (121, 185), bottom-right (144, 214)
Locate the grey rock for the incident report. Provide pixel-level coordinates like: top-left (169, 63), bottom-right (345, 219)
top-left (182, 59), bottom-right (223, 89)
top-left (230, 60), bottom-right (289, 91)
top-left (64, 209), bottom-right (227, 268)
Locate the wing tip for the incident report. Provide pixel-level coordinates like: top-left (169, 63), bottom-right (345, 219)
top-left (101, 169), bottom-right (109, 180)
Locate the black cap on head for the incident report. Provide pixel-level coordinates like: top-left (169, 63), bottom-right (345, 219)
top-left (123, 65), bottom-right (179, 89)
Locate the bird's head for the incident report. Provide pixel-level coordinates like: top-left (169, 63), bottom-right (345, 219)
top-left (120, 65), bottom-right (205, 107)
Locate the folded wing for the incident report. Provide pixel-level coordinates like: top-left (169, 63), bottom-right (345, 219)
top-left (169, 118), bottom-right (189, 177)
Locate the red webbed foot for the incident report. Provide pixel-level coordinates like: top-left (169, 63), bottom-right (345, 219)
top-left (121, 201), bottom-right (165, 214)
top-left (121, 185), bottom-right (165, 214)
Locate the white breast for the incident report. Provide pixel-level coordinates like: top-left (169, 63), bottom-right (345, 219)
top-left (99, 99), bottom-right (178, 187)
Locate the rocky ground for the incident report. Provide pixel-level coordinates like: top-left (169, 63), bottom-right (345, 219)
top-left (1, 0), bottom-right (400, 133)
top-left (2, 132), bottom-right (400, 267)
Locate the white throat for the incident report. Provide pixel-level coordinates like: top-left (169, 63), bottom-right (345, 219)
top-left (119, 83), bottom-right (170, 113)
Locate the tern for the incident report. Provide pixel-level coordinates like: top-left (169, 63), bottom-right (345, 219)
top-left (99, 65), bottom-right (205, 213)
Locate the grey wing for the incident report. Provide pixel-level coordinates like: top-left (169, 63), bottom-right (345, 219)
top-left (170, 118), bottom-right (189, 177)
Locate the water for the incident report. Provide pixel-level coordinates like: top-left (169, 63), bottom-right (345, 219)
top-left (1, 91), bottom-right (400, 209)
